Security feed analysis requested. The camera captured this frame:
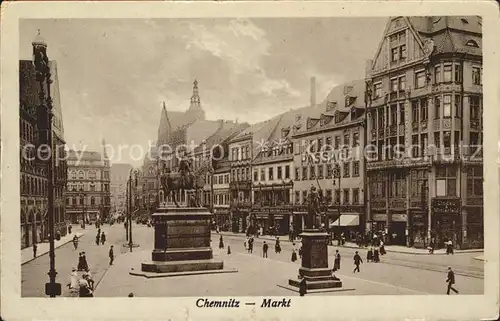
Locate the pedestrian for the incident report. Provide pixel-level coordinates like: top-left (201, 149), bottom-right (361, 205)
top-left (32, 242), bottom-right (37, 258)
top-left (379, 240), bottom-right (386, 255)
top-left (95, 232), bottom-right (100, 246)
top-left (218, 235), bottom-right (224, 249)
top-left (101, 232), bottom-right (106, 245)
top-left (263, 241), bottom-right (268, 258)
top-left (291, 243), bottom-right (298, 262)
top-left (298, 245), bottom-right (303, 258)
top-left (353, 251), bottom-right (363, 273)
top-left (367, 247), bottom-right (373, 262)
top-left (109, 245), bottom-right (114, 265)
top-left (77, 252), bottom-right (84, 271)
top-left (73, 235), bottom-right (78, 250)
top-left (446, 240), bottom-right (454, 255)
top-left (67, 267), bottom-right (79, 296)
top-left (428, 239), bottom-right (435, 254)
top-left (78, 273), bottom-right (93, 297)
top-left (275, 237), bottom-right (281, 254)
top-left (446, 267), bottom-right (459, 294)
top-left (244, 237), bottom-right (248, 252)
top-left (333, 250), bottom-right (341, 271)
top-left (81, 251), bottom-right (89, 271)
top-left (248, 237), bottom-right (254, 254)
top-left (128, 293), bottom-right (134, 297)
top-left (86, 269), bottom-right (95, 291)
top-left (68, 225), bottom-right (72, 234)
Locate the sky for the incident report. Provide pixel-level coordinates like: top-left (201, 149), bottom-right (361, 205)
top-left (20, 18), bottom-right (387, 166)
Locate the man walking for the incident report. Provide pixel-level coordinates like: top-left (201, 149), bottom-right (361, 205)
top-left (353, 251), bottom-right (363, 273)
top-left (109, 245), bottom-right (114, 265)
top-left (263, 241), bottom-right (268, 258)
top-left (32, 242), bottom-right (37, 258)
top-left (446, 267), bottom-right (459, 295)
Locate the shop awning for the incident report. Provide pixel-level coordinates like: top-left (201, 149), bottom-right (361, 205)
top-left (330, 214), bottom-right (359, 227)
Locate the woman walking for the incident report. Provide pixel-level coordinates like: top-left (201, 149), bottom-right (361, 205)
top-left (333, 250), bottom-right (341, 272)
top-left (219, 235), bottom-right (224, 249)
top-left (291, 243), bottom-right (298, 262)
top-left (275, 237), bottom-right (281, 254)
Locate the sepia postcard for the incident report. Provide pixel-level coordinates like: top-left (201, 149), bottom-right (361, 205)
top-left (1, 1), bottom-right (499, 320)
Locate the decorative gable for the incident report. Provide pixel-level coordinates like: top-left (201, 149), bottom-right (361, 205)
top-left (372, 17), bottom-right (427, 75)
top-left (319, 114), bottom-right (333, 127)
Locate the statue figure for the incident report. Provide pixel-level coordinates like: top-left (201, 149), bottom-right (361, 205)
top-left (160, 158), bottom-right (202, 208)
top-left (307, 185), bottom-right (322, 229)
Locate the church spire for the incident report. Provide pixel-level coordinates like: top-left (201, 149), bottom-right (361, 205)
top-left (190, 79), bottom-right (201, 109)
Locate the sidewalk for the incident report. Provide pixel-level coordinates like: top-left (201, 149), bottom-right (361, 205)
top-left (22, 225), bottom-right (86, 265)
top-left (214, 231), bottom-right (484, 255)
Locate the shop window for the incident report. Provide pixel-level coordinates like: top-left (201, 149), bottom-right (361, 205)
top-left (467, 166), bottom-right (483, 196)
top-left (436, 166), bottom-right (457, 197)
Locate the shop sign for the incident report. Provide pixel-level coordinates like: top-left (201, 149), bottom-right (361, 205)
top-left (372, 214), bottom-right (387, 221)
top-left (432, 198), bottom-right (460, 214)
top-left (391, 214), bottom-right (407, 222)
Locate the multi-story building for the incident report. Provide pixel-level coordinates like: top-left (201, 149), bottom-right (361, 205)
top-left (110, 162), bottom-right (133, 215)
top-left (292, 79), bottom-right (367, 239)
top-left (138, 147), bottom-right (160, 212)
top-left (65, 146), bottom-right (111, 224)
top-left (191, 121), bottom-right (249, 230)
top-left (20, 33), bottom-right (68, 249)
top-left (365, 16), bottom-right (483, 248)
top-left (227, 117), bottom-right (282, 233)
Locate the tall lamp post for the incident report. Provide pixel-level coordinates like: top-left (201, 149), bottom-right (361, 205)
top-left (33, 30), bottom-right (61, 297)
top-left (333, 163), bottom-right (342, 245)
top-left (126, 168), bottom-right (140, 252)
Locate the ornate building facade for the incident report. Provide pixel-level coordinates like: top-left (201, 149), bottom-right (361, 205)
top-left (365, 16), bottom-right (483, 248)
top-left (20, 33), bottom-right (68, 249)
top-left (65, 147), bottom-right (111, 224)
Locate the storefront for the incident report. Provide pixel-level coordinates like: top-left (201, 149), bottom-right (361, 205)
top-left (431, 198), bottom-right (461, 248)
top-left (329, 213), bottom-right (360, 242)
top-left (464, 207), bottom-right (483, 249)
top-left (388, 213), bottom-right (407, 246)
top-left (213, 208), bottom-right (231, 231)
top-left (231, 209), bottom-right (248, 233)
top-left (409, 210), bottom-right (427, 248)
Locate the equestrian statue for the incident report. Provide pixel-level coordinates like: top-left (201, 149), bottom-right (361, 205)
top-left (160, 158), bottom-right (203, 208)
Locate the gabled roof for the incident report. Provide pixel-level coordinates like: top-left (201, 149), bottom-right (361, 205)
top-left (194, 121), bottom-right (249, 153)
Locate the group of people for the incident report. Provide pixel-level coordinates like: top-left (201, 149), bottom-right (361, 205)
top-left (95, 228), bottom-right (106, 246)
top-left (67, 267), bottom-right (94, 297)
top-left (366, 241), bottom-right (386, 263)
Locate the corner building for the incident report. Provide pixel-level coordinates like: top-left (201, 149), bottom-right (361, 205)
top-left (365, 16), bottom-right (483, 249)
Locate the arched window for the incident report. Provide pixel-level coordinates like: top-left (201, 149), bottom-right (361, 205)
top-left (72, 197), bottom-right (77, 205)
top-left (89, 171), bottom-right (96, 180)
top-left (71, 171), bottom-right (77, 179)
top-left (79, 171), bottom-right (84, 179)
top-left (466, 40), bottom-right (479, 48)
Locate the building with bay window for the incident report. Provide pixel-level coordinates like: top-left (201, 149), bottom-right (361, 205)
top-left (365, 16), bottom-right (483, 248)
top-left (292, 79), bottom-right (367, 239)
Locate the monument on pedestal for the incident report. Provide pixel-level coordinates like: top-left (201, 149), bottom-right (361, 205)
top-left (288, 185), bottom-right (342, 291)
top-left (137, 158), bottom-right (230, 276)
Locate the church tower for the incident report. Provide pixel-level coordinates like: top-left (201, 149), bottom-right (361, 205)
top-left (185, 79), bottom-right (206, 122)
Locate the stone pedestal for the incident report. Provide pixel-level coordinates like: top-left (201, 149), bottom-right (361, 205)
top-left (288, 229), bottom-right (342, 290)
top-left (140, 206), bottom-right (224, 274)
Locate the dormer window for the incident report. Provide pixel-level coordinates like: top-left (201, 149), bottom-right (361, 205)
top-left (326, 101), bottom-right (337, 112)
top-left (295, 115), bottom-right (302, 122)
top-left (345, 96), bottom-right (351, 107)
top-left (461, 18), bottom-right (469, 24)
top-left (466, 40), bottom-right (479, 48)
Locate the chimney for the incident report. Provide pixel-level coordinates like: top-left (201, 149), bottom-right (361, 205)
top-left (310, 76), bottom-right (316, 108)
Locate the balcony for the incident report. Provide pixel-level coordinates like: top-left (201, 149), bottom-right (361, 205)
top-left (389, 198), bottom-right (406, 209)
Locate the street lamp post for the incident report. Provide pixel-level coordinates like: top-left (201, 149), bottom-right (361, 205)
top-left (126, 168), bottom-right (140, 252)
top-left (333, 163), bottom-right (342, 245)
top-left (33, 30), bottom-right (61, 297)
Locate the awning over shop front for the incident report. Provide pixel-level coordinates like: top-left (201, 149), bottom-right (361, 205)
top-left (330, 214), bottom-right (359, 227)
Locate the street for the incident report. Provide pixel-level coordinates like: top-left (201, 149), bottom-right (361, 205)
top-left (22, 223), bottom-right (129, 297)
top-left (86, 225), bottom-right (483, 297)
